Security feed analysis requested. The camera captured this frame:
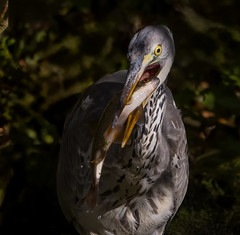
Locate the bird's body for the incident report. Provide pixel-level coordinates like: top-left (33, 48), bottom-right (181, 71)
top-left (57, 26), bottom-right (189, 235)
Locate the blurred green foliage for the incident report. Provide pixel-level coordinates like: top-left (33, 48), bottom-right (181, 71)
top-left (0, 0), bottom-right (240, 234)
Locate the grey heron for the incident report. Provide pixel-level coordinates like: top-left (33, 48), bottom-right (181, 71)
top-left (57, 25), bottom-right (189, 235)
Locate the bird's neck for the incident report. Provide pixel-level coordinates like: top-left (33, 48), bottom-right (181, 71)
top-left (134, 83), bottom-right (166, 158)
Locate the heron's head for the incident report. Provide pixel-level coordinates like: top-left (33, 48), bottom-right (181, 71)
top-left (112, 25), bottom-right (175, 147)
top-left (120, 25), bottom-right (175, 109)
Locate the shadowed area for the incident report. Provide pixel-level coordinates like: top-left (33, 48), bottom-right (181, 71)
top-left (0, 0), bottom-right (240, 234)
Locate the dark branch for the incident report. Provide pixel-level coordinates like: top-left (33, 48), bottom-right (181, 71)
top-left (0, 0), bottom-right (8, 34)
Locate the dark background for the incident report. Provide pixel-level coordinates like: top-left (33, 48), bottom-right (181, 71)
top-left (0, 0), bottom-right (240, 234)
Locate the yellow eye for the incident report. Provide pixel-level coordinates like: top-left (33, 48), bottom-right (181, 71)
top-left (154, 45), bottom-right (162, 56)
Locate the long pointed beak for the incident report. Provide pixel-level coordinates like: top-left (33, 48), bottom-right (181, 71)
top-left (119, 58), bottom-right (146, 109)
top-left (105, 52), bottom-right (161, 148)
top-left (113, 54), bottom-right (153, 127)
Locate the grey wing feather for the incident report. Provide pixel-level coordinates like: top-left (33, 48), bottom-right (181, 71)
top-left (57, 71), bottom-right (127, 222)
top-left (163, 87), bottom-right (189, 212)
